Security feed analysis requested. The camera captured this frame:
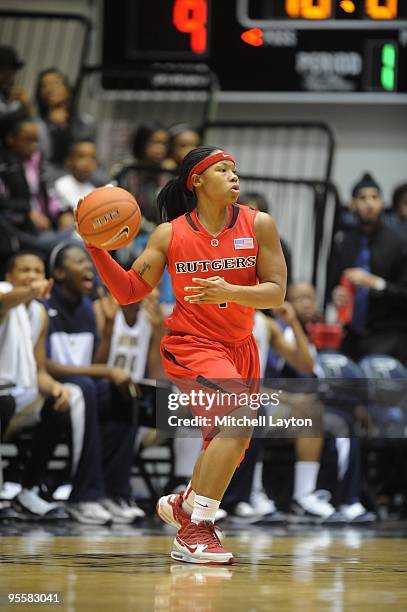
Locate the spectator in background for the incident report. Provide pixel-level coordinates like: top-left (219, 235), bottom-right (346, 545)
top-left (163, 123), bottom-right (201, 171)
top-left (327, 173), bottom-right (407, 364)
top-left (0, 46), bottom-right (32, 129)
top-left (287, 280), bottom-right (374, 523)
top-left (53, 139), bottom-right (101, 230)
top-left (0, 253), bottom-right (73, 520)
top-left (0, 115), bottom-right (74, 276)
top-left (115, 121), bottom-right (170, 229)
top-left (0, 394), bottom-right (20, 520)
top-left (114, 121), bottom-right (173, 305)
top-left (45, 243), bottom-right (145, 523)
top-left (240, 192), bottom-right (292, 284)
top-left (35, 68), bottom-right (96, 172)
top-left (223, 300), bottom-right (317, 522)
top-left (0, 251), bottom-right (121, 524)
top-left (386, 182), bottom-right (407, 237)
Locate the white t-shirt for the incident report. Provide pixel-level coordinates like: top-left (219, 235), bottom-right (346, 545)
top-left (54, 174), bottom-right (95, 210)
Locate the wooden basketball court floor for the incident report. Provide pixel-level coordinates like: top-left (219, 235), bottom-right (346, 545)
top-left (1, 522), bottom-right (407, 611)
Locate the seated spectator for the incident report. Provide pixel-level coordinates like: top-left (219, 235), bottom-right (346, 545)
top-left (384, 182), bottom-right (407, 237)
top-left (35, 68), bottom-right (96, 172)
top-left (240, 192), bottom-right (293, 284)
top-left (0, 115), bottom-right (75, 274)
top-left (113, 122), bottom-right (174, 306)
top-left (45, 243), bottom-right (145, 523)
top-left (0, 46), bottom-right (32, 130)
top-left (327, 173), bottom-right (407, 364)
top-left (95, 289), bottom-right (166, 381)
top-left (0, 394), bottom-right (20, 520)
top-left (53, 139), bottom-right (101, 230)
top-left (223, 301), bottom-right (329, 522)
top-left (162, 123), bottom-right (201, 171)
top-left (287, 280), bottom-right (374, 522)
top-left (0, 252), bottom-right (79, 520)
top-left (115, 121), bottom-right (171, 229)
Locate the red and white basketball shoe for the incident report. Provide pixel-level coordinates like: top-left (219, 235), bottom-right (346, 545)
top-left (156, 493), bottom-right (225, 540)
top-left (156, 493), bottom-right (189, 529)
top-left (171, 520), bottom-right (234, 565)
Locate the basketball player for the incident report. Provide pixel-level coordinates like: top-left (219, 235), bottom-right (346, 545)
top-left (78, 146), bottom-right (287, 564)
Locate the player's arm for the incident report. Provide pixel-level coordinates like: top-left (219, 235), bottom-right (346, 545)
top-left (85, 223), bottom-right (172, 305)
top-left (264, 310), bottom-right (314, 374)
top-left (185, 213), bottom-right (286, 308)
top-left (34, 306), bottom-right (70, 410)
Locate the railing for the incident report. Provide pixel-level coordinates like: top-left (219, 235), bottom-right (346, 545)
top-left (0, 9), bottom-right (92, 102)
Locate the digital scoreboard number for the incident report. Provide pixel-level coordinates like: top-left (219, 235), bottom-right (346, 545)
top-left (240, 0), bottom-right (406, 24)
top-left (102, 0), bottom-right (407, 94)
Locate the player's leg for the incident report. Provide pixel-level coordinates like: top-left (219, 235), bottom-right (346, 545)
top-left (159, 335), bottom-right (258, 563)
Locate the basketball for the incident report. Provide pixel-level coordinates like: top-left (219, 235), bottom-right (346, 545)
top-left (76, 185), bottom-right (141, 249)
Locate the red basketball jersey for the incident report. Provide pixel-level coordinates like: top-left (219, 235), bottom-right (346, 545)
top-left (166, 204), bottom-right (259, 343)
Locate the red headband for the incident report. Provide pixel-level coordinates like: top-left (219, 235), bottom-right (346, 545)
top-left (186, 151), bottom-right (235, 192)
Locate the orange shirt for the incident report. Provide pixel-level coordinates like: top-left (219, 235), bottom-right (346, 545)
top-left (166, 204), bottom-right (259, 343)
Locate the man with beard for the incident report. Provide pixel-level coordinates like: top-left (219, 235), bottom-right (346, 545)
top-left (327, 173), bottom-right (407, 363)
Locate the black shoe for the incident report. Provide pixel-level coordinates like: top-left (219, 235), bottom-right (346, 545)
top-left (0, 500), bottom-right (22, 521)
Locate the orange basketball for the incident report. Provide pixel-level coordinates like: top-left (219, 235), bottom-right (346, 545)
top-left (76, 185), bottom-right (141, 250)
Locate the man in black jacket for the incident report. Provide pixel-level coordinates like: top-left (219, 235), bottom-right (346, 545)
top-left (327, 173), bottom-right (407, 364)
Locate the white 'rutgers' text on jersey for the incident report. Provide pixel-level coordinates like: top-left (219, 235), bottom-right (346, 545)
top-left (107, 309), bottom-right (152, 382)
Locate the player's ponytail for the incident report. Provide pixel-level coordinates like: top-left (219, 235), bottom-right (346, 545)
top-left (158, 145), bottom-right (219, 221)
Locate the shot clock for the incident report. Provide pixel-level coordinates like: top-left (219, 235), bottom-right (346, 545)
top-left (102, 0), bottom-right (407, 95)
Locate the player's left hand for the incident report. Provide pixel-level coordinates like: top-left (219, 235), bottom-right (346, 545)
top-left (184, 277), bottom-right (233, 304)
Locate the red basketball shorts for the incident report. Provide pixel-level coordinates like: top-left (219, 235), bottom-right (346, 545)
top-left (160, 333), bottom-right (260, 465)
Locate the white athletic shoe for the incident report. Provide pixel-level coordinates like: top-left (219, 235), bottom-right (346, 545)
top-left (65, 501), bottom-right (112, 525)
top-left (215, 508), bottom-right (228, 522)
top-left (339, 502), bottom-right (376, 523)
top-left (229, 501), bottom-right (262, 524)
top-left (14, 487), bottom-right (68, 520)
top-left (291, 490), bottom-right (340, 522)
top-left (101, 498), bottom-right (145, 523)
top-left (250, 490), bottom-right (277, 515)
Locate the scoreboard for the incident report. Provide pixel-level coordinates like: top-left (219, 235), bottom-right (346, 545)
top-left (103, 0), bottom-right (407, 95)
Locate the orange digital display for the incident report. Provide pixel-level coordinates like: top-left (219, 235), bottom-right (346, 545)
top-left (286, 0), bottom-right (332, 19)
top-left (365, 0), bottom-right (398, 20)
top-left (275, 0), bottom-right (400, 20)
top-left (173, 0), bottom-right (208, 54)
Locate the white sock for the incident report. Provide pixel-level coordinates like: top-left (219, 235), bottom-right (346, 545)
top-left (181, 481), bottom-right (195, 515)
top-left (251, 461), bottom-right (263, 498)
top-left (293, 461), bottom-right (319, 501)
top-left (191, 495), bottom-right (220, 524)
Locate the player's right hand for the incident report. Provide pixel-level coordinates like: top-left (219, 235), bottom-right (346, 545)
top-left (30, 278), bottom-right (54, 300)
top-left (73, 201), bottom-right (81, 235)
top-left (74, 200), bottom-right (94, 248)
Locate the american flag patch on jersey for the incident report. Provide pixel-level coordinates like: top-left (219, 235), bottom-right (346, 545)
top-left (234, 237), bottom-right (254, 250)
